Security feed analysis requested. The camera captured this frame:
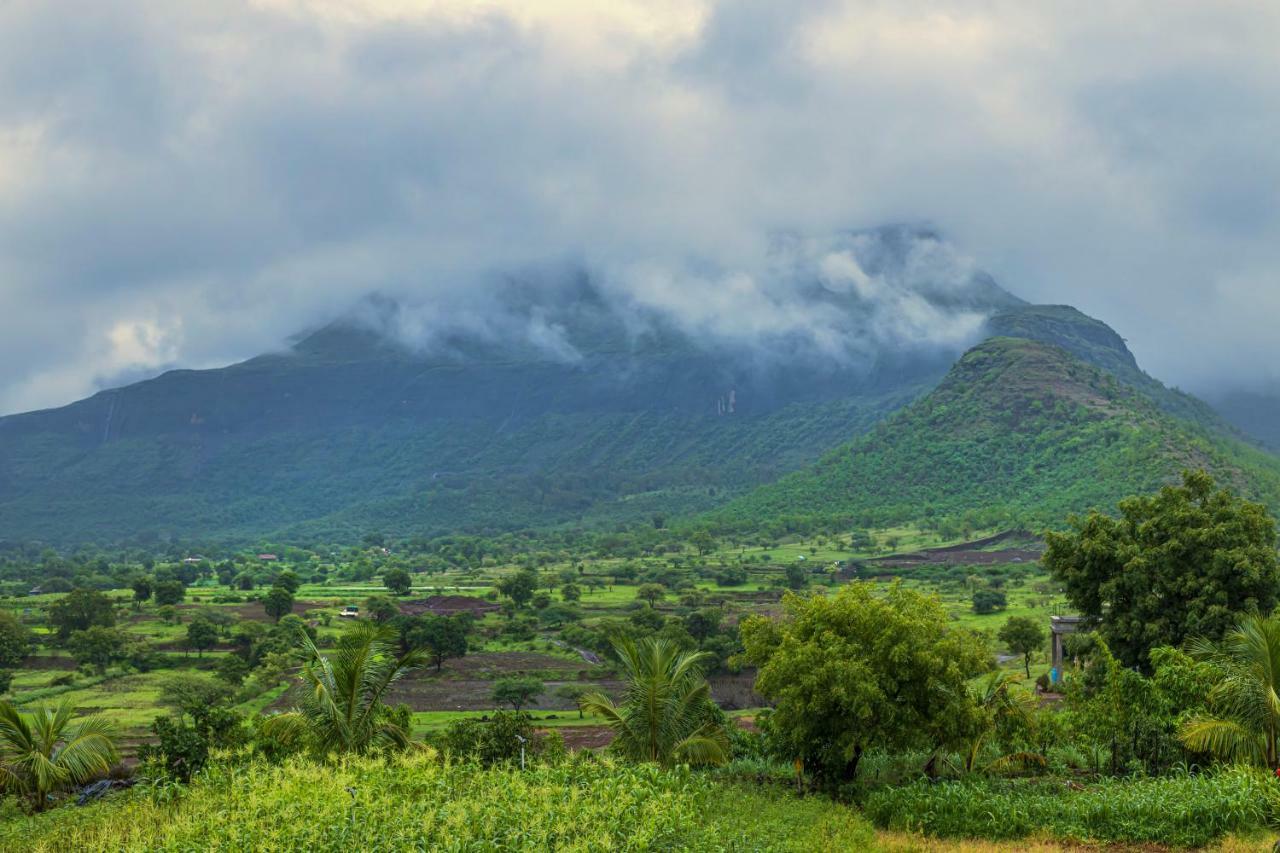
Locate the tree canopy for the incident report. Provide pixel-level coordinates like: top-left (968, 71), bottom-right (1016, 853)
top-left (1045, 470), bottom-right (1280, 670)
top-left (740, 582), bottom-right (990, 782)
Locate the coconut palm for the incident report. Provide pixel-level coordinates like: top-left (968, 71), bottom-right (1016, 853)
top-left (1179, 614), bottom-right (1280, 768)
top-left (261, 620), bottom-right (426, 755)
top-left (0, 698), bottom-right (118, 810)
top-left (959, 670), bottom-right (1041, 774)
top-left (578, 637), bottom-right (729, 766)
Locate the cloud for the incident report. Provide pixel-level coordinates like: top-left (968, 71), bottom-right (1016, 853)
top-left (0, 0), bottom-right (1278, 413)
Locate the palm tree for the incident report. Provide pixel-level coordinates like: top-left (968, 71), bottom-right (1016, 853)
top-left (261, 620), bottom-right (426, 755)
top-left (578, 637), bottom-right (729, 766)
top-left (0, 698), bottom-right (118, 810)
top-left (959, 671), bottom-right (1041, 774)
top-left (1179, 614), bottom-right (1280, 768)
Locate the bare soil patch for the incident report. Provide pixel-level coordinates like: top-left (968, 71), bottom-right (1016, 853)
top-left (398, 596), bottom-right (500, 617)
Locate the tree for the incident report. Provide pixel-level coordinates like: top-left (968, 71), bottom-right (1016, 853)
top-left (185, 617), bottom-right (219, 658)
top-left (560, 583), bottom-right (581, 603)
top-left (234, 573), bottom-right (255, 591)
top-left (0, 699), bottom-right (118, 810)
top-left (383, 569), bottom-right (412, 596)
top-left (740, 583), bottom-right (989, 783)
top-left (689, 529), bottom-right (716, 557)
top-left (274, 570), bottom-right (301, 595)
top-left (554, 684), bottom-right (589, 719)
top-left (47, 589), bottom-right (115, 642)
top-left (158, 673), bottom-right (235, 714)
top-left (492, 677), bottom-right (544, 711)
top-left (363, 594), bottom-right (399, 623)
top-left (1179, 614), bottom-right (1280, 768)
top-left (130, 576), bottom-right (153, 606)
top-left (999, 616), bottom-right (1046, 679)
top-left (577, 637), bottom-right (729, 766)
top-left (784, 563), bottom-right (809, 591)
top-left (971, 588), bottom-right (1007, 614)
top-left (960, 671), bottom-right (1038, 774)
top-left (153, 580), bottom-right (186, 607)
top-left (497, 569), bottom-right (538, 608)
top-left (0, 613), bottom-right (32, 671)
top-left (1046, 470), bottom-right (1280, 670)
top-left (259, 621), bottom-right (425, 755)
top-left (67, 626), bottom-right (127, 673)
top-left (404, 615), bottom-right (468, 671)
top-left (636, 583), bottom-right (667, 606)
top-left (263, 586), bottom-right (294, 622)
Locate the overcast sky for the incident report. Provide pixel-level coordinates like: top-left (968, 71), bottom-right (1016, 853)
top-left (1, 0), bottom-right (1278, 414)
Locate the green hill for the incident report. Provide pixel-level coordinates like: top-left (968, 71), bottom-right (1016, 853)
top-left (712, 337), bottom-right (1280, 532)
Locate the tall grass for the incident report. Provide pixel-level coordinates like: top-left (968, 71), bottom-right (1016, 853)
top-left (0, 752), bottom-right (875, 852)
top-left (863, 767), bottom-right (1275, 848)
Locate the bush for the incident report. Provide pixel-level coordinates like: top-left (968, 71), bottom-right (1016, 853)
top-left (863, 768), bottom-right (1274, 848)
top-left (0, 753), bottom-right (876, 851)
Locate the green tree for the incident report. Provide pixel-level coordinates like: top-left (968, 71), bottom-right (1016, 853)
top-left (1045, 470), bottom-right (1280, 670)
top-left (383, 569), bottom-right (412, 596)
top-left (999, 616), bottom-right (1046, 679)
top-left (689, 529), bottom-right (716, 557)
top-left (259, 621), bottom-right (425, 755)
top-left (971, 588), bottom-right (1007, 614)
top-left (492, 677), bottom-right (544, 711)
top-left (0, 613), bottom-right (32, 671)
top-left (740, 583), bottom-right (989, 783)
top-left (130, 576), bottom-right (153, 606)
top-left (363, 594), bottom-right (399, 623)
top-left (636, 584), bottom-right (667, 606)
top-left (47, 589), bottom-right (116, 642)
top-left (403, 615), bottom-right (468, 671)
top-left (960, 670), bottom-right (1038, 774)
top-left (1179, 614), bottom-right (1280, 768)
top-left (185, 617), bottom-right (219, 658)
top-left (784, 562), bottom-right (809, 591)
top-left (560, 583), bottom-right (582, 603)
top-left (0, 699), bottom-right (118, 810)
top-left (274, 570), bottom-right (301, 595)
top-left (67, 626), bottom-right (127, 673)
top-left (497, 569), bottom-right (538, 609)
top-left (153, 580), bottom-right (186, 607)
top-left (234, 573), bottom-right (255, 591)
top-left (263, 586), bottom-right (295, 622)
top-left (554, 684), bottom-right (589, 719)
top-left (577, 637), bottom-right (728, 766)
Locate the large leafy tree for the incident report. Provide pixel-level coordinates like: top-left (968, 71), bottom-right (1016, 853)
top-left (260, 621), bottom-right (425, 755)
top-left (67, 626), bottom-right (127, 674)
top-left (491, 677), bottom-right (544, 711)
top-left (263, 586), bottom-right (295, 622)
top-left (0, 613), bottom-right (32, 670)
top-left (47, 589), bottom-right (116, 642)
top-left (740, 583), bottom-right (989, 782)
top-left (402, 615), bottom-right (468, 671)
top-left (0, 699), bottom-right (118, 810)
top-left (1045, 470), bottom-right (1280, 669)
top-left (1179, 614), bottom-right (1280, 768)
top-left (578, 637), bottom-right (729, 767)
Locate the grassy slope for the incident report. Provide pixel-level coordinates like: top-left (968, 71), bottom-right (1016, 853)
top-left (714, 337), bottom-right (1280, 530)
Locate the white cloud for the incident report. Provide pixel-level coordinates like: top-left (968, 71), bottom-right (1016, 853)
top-left (0, 0), bottom-right (1277, 412)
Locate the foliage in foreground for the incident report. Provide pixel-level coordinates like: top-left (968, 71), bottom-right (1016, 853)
top-left (579, 636), bottom-right (729, 767)
top-left (259, 621), bottom-right (425, 756)
top-left (0, 752), bottom-right (875, 852)
top-left (863, 768), bottom-right (1276, 848)
top-left (1181, 613), bottom-right (1280, 768)
top-left (0, 699), bottom-right (118, 811)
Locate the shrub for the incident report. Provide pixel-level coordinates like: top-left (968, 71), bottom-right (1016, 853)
top-left (0, 753), bottom-right (876, 851)
top-left (863, 768), bottom-right (1273, 848)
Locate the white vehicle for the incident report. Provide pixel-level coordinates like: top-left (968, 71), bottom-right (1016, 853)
top-left (338, 605), bottom-right (359, 619)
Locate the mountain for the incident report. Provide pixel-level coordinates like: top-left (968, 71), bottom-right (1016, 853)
top-left (0, 226), bottom-right (1267, 545)
top-left (711, 336), bottom-right (1280, 533)
top-left (0, 227), bottom-right (1033, 544)
top-left (1206, 388), bottom-right (1280, 451)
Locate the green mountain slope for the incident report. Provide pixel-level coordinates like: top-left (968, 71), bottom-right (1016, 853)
top-left (712, 337), bottom-right (1280, 532)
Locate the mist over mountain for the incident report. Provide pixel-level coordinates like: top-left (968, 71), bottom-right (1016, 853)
top-left (0, 225), bottom-right (1269, 545)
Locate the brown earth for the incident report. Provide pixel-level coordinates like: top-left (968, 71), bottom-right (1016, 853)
top-left (398, 595), bottom-right (500, 617)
